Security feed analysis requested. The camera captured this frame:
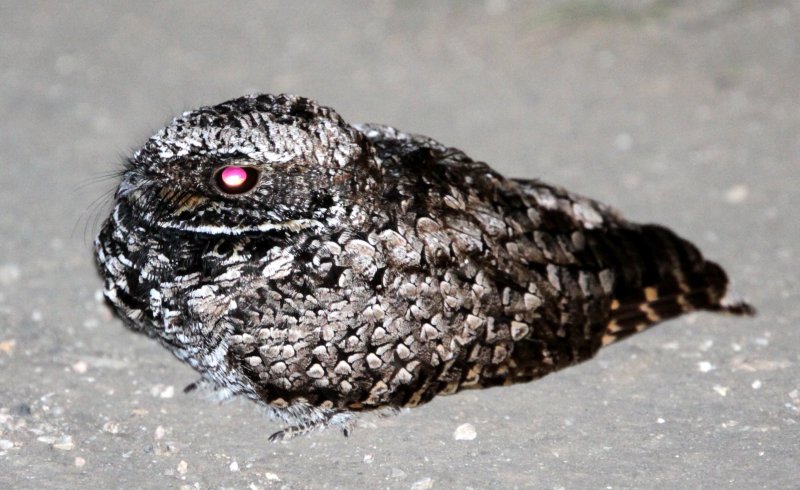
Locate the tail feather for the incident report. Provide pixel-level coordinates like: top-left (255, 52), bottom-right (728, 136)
top-left (599, 225), bottom-right (755, 347)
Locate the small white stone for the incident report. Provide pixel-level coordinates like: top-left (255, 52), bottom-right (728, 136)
top-left (453, 423), bottom-right (477, 441)
top-left (698, 361), bottom-right (716, 373)
top-left (752, 380), bottom-right (762, 390)
top-left (53, 435), bottom-right (75, 451)
top-left (656, 418), bottom-right (665, 424)
top-left (0, 339), bottom-right (15, 355)
top-left (363, 454), bottom-right (373, 464)
top-left (0, 439), bottom-right (13, 450)
top-left (411, 477), bottom-right (434, 490)
top-left (71, 361), bottom-right (89, 374)
top-left (150, 384), bottom-right (175, 398)
top-left (74, 457), bottom-right (86, 468)
top-left (264, 472), bottom-right (281, 481)
top-left (229, 460), bottom-right (239, 472)
top-left (389, 468), bottom-right (407, 480)
top-left (713, 385), bottom-right (729, 397)
top-left (0, 263), bottom-right (20, 285)
top-left (154, 425), bottom-right (166, 440)
top-left (724, 184), bottom-right (749, 204)
top-left (177, 460), bottom-right (188, 475)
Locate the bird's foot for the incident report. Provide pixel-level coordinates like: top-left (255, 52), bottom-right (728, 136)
top-left (183, 378), bottom-right (236, 402)
top-left (268, 410), bottom-right (355, 442)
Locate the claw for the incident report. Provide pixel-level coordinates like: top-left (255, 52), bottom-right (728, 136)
top-left (268, 430), bottom-right (288, 442)
top-left (268, 425), bottom-right (307, 442)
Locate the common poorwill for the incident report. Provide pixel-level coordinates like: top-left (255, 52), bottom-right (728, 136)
top-left (95, 94), bottom-right (754, 440)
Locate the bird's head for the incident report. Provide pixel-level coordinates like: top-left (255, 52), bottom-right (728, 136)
top-left (115, 94), bottom-right (380, 235)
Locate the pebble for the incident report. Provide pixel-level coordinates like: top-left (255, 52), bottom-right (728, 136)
top-left (752, 380), bottom-right (762, 390)
top-left (732, 358), bottom-right (790, 372)
top-left (177, 460), bottom-right (189, 475)
top-left (264, 472), bottom-right (281, 482)
top-left (53, 435), bottom-right (75, 450)
top-left (411, 477), bottom-right (434, 490)
top-left (230, 460), bottom-right (240, 472)
top-left (698, 361), bottom-right (716, 373)
top-left (453, 423), bottom-right (477, 441)
top-left (0, 263), bottom-right (20, 284)
top-left (0, 439), bottom-right (13, 450)
top-left (154, 425), bottom-right (166, 440)
top-left (390, 468), bottom-right (407, 480)
top-left (724, 184), bottom-right (749, 204)
top-left (150, 384), bottom-right (175, 398)
top-left (102, 421), bottom-right (121, 434)
top-left (74, 457), bottom-right (86, 468)
top-left (0, 339), bottom-right (15, 355)
top-left (713, 385), bottom-right (730, 397)
top-left (661, 341), bottom-right (679, 350)
top-left (72, 361), bottom-right (89, 374)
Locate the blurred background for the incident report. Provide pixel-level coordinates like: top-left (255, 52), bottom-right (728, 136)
top-left (0, 1), bottom-right (798, 488)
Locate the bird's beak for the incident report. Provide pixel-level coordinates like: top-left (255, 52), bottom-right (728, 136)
top-left (115, 171), bottom-right (140, 200)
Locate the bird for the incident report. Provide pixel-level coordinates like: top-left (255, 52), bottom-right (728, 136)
top-left (94, 93), bottom-right (754, 441)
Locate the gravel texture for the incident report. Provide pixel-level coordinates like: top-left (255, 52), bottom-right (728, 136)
top-left (0, 1), bottom-right (798, 488)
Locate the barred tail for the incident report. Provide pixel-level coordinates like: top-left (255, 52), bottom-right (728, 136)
top-left (598, 224), bottom-right (755, 346)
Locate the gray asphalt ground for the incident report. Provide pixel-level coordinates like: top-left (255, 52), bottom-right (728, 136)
top-left (1, 1), bottom-right (798, 488)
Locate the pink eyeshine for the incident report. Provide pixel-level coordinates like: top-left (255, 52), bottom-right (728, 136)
top-left (220, 166), bottom-right (248, 187)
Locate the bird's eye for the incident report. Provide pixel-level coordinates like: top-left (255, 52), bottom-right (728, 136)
top-left (213, 165), bottom-right (260, 195)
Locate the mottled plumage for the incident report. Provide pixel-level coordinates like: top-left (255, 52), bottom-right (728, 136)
top-left (95, 94), bottom-right (753, 440)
